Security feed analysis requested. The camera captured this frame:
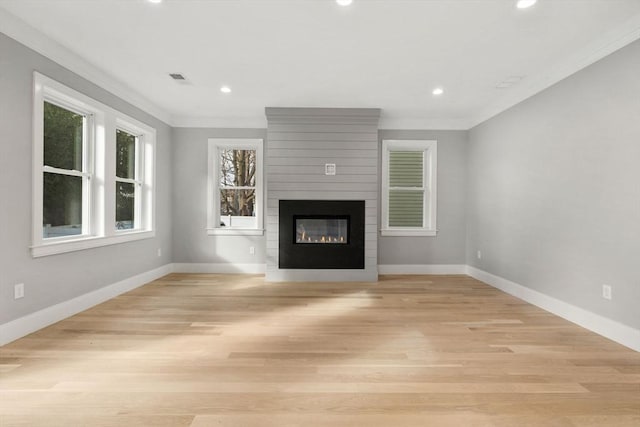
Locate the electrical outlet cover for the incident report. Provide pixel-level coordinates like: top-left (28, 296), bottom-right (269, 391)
top-left (14, 283), bottom-right (24, 299)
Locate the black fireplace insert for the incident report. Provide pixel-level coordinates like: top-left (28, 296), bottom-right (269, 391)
top-left (279, 200), bottom-right (365, 269)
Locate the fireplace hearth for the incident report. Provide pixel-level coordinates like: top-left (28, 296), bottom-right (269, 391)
top-left (279, 200), bottom-right (365, 269)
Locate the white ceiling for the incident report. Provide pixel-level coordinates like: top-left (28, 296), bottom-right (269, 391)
top-left (2, 0), bottom-right (640, 129)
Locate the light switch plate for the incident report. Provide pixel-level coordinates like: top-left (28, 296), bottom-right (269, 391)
top-left (325, 163), bottom-right (336, 175)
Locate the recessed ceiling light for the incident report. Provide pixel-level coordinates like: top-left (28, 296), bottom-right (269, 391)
top-left (220, 86), bottom-right (232, 94)
top-left (432, 87), bottom-right (444, 96)
top-left (148, 0), bottom-right (162, 3)
top-left (336, 0), bottom-right (353, 6)
top-left (516, 0), bottom-right (537, 9)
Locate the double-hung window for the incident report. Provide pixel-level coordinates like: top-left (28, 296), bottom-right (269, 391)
top-left (41, 100), bottom-right (93, 239)
top-left (32, 72), bottom-right (156, 257)
top-left (115, 128), bottom-right (142, 231)
top-left (381, 140), bottom-right (437, 236)
top-left (207, 138), bottom-right (264, 235)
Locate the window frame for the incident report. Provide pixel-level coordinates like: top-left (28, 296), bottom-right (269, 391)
top-left (40, 99), bottom-right (94, 240)
top-left (114, 123), bottom-right (145, 233)
top-left (381, 139), bottom-right (437, 237)
top-left (32, 72), bottom-right (156, 257)
top-left (207, 138), bottom-right (264, 236)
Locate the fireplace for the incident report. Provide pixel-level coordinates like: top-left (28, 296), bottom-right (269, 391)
top-left (279, 200), bottom-right (365, 269)
top-left (295, 217), bottom-right (348, 244)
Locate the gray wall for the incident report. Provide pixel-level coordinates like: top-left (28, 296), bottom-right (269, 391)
top-left (4, 23), bottom-right (636, 336)
top-left (378, 130), bottom-right (468, 266)
top-left (467, 40), bottom-right (640, 329)
top-left (171, 126), bottom-right (469, 273)
top-left (0, 33), bottom-right (173, 325)
top-left (265, 108), bottom-right (380, 281)
top-left (171, 127), bottom-right (267, 265)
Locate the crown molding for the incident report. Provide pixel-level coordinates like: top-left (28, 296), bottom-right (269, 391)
top-left (171, 115), bottom-right (268, 129)
top-left (172, 113), bottom-right (470, 130)
top-left (468, 13), bottom-right (640, 129)
top-left (265, 107), bottom-right (381, 119)
top-left (378, 116), bottom-right (471, 130)
top-left (0, 7), bottom-right (173, 126)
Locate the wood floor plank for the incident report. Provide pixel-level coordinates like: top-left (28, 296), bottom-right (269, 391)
top-left (1, 273), bottom-right (639, 426)
top-left (190, 413), bottom-right (495, 427)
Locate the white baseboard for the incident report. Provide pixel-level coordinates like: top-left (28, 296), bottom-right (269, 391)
top-left (378, 264), bottom-right (467, 275)
top-left (466, 266), bottom-right (640, 352)
top-left (172, 263), bottom-right (266, 274)
top-left (4, 262), bottom-right (637, 353)
top-left (172, 263), bottom-right (467, 276)
top-left (0, 264), bottom-right (172, 346)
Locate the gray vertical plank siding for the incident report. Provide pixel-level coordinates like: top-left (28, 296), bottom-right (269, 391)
top-left (265, 108), bottom-right (381, 282)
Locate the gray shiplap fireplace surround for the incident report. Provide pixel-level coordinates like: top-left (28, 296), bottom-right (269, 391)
top-left (265, 108), bottom-right (380, 282)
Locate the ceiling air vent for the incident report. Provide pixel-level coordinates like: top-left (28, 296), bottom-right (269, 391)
top-left (495, 75), bottom-right (524, 89)
top-left (168, 73), bottom-right (191, 85)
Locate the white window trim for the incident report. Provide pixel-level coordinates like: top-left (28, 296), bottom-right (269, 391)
top-left (114, 129), bottom-right (142, 231)
top-left (207, 138), bottom-right (264, 236)
top-left (32, 72), bottom-right (156, 257)
top-left (381, 139), bottom-right (437, 237)
top-left (114, 117), bottom-right (155, 234)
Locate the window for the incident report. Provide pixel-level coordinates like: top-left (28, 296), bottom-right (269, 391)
top-left (113, 117), bottom-right (155, 237)
top-left (207, 138), bottom-right (263, 235)
top-left (115, 128), bottom-right (142, 231)
top-left (42, 100), bottom-right (92, 239)
top-left (381, 140), bottom-right (437, 236)
top-left (32, 72), bottom-right (156, 257)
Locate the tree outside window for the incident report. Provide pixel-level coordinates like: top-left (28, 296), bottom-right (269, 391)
top-left (115, 129), bottom-right (139, 230)
top-left (207, 138), bottom-right (263, 235)
top-left (219, 149), bottom-right (256, 223)
top-left (42, 101), bottom-right (87, 238)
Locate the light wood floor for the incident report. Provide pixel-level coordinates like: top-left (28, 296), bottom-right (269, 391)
top-left (1, 274), bottom-right (639, 426)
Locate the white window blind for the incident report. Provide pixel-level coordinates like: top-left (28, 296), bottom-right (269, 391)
top-left (382, 140), bottom-right (437, 236)
top-left (388, 151), bottom-right (425, 227)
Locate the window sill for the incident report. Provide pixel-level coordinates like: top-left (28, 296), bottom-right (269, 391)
top-left (207, 228), bottom-right (264, 236)
top-left (32, 230), bottom-right (155, 257)
top-left (380, 229), bottom-right (437, 237)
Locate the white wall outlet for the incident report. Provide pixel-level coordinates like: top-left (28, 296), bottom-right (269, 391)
top-left (14, 283), bottom-right (24, 300)
top-left (477, 250), bottom-right (482, 260)
top-left (325, 163), bottom-right (336, 175)
top-left (157, 248), bottom-right (162, 257)
top-left (249, 246), bottom-right (255, 255)
top-left (602, 284), bottom-right (612, 300)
